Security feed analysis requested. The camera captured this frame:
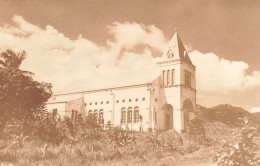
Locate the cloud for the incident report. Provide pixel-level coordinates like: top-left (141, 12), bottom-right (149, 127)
top-left (0, 15), bottom-right (260, 111)
top-left (189, 50), bottom-right (260, 94)
top-left (251, 107), bottom-right (260, 113)
top-left (108, 22), bottom-right (167, 51)
top-left (0, 15), bottom-right (165, 92)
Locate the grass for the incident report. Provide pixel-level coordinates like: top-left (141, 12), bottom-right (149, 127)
top-left (0, 121), bottom-right (258, 166)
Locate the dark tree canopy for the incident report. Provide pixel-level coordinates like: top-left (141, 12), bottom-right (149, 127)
top-left (0, 49), bottom-right (52, 133)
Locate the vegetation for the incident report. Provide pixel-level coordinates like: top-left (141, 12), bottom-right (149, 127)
top-left (0, 49), bottom-right (259, 165)
top-left (0, 49), bottom-right (52, 134)
top-left (213, 117), bottom-right (260, 165)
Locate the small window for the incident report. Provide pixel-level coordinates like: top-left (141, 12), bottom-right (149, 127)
top-left (129, 99), bottom-right (132, 102)
top-left (155, 98), bottom-right (158, 102)
top-left (142, 97), bottom-right (145, 101)
top-left (106, 101), bottom-right (109, 104)
top-left (135, 98), bottom-right (138, 102)
top-left (90, 102), bottom-right (92, 106)
top-left (95, 102), bottom-right (97, 105)
top-left (185, 70), bottom-right (192, 88)
top-left (162, 70), bottom-right (165, 86)
top-left (167, 70), bottom-right (170, 86)
top-left (71, 110), bottom-right (75, 120)
top-left (52, 109), bottom-right (57, 118)
top-left (116, 100), bottom-right (119, 103)
top-left (88, 110), bottom-right (92, 115)
top-left (99, 109), bottom-right (104, 124)
top-left (75, 110), bottom-right (78, 121)
top-left (101, 101), bottom-right (103, 104)
top-left (127, 107), bottom-right (133, 123)
top-left (134, 107), bottom-right (140, 123)
top-left (172, 69), bottom-right (175, 85)
top-left (93, 109), bottom-right (98, 119)
top-left (154, 111), bottom-right (157, 123)
top-left (84, 103), bottom-right (87, 106)
top-left (121, 107), bottom-right (126, 123)
top-left (122, 99), bottom-right (125, 103)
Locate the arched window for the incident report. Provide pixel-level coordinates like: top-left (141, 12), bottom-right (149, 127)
top-left (71, 110), bottom-right (74, 120)
top-left (52, 109), bottom-right (57, 119)
top-left (121, 107), bottom-right (126, 124)
top-left (88, 110), bottom-right (92, 116)
top-left (75, 110), bottom-right (78, 121)
top-left (134, 106), bottom-right (139, 123)
top-left (99, 109), bottom-right (104, 124)
top-left (172, 69), bottom-right (175, 85)
top-left (185, 70), bottom-right (191, 88)
top-left (127, 107), bottom-right (133, 123)
top-left (154, 111), bottom-right (157, 123)
top-left (93, 109), bottom-right (98, 119)
top-left (162, 70), bottom-right (165, 86)
top-left (167, 70), bottom-right (170, 86)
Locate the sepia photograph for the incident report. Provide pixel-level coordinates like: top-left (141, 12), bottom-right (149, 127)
top-left (0, 0), bottom-right (259, 165)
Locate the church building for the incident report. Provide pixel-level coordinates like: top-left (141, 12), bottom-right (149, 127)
top-left (46, 33), bottom-right (196, 133)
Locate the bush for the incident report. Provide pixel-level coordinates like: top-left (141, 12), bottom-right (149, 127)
top-left (108, 127), bottom-right (136, 147)
top-left (213, 117), bottom-right (260, 165)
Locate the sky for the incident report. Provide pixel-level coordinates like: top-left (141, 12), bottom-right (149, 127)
top-left (0, 0), bottom-right (260, 112)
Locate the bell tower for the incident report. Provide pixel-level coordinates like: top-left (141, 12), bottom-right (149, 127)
top-left (157, 33), bottom-right (196, 133)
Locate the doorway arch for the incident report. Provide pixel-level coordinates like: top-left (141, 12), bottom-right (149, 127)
top-left (161, 103), bottom-right (173, 130)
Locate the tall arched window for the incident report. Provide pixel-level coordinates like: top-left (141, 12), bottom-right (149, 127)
top-left (167, 69), bottom-right (170, 86)
top-left (127, 107), bottom-right (133, 123)
top-left (88, 110), bottom-right (92, 116)
top-left (172, 69), bottom-right (175, 85)
top-left (99, 109), bottom-right (104, 124)
top-left (185, 70), bottom-right (191, 88)
top-left (71, 110), bottom-right (74, 120)
top-left (74, 110), bottom-right (78, 121)
top-left (162, 70), bottom-right (165, 86)
top-left (121, 107), bottom-right (126, 124)
top-left (134, 106), bottom-right (139, 123)
top-left (93, 109), bottom-right (98, 119)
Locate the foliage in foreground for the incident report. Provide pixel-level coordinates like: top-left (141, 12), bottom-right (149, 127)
top-left (0, 49), bottom-right (52, 134)
top-left (213, 117), bottom-right (260, 166)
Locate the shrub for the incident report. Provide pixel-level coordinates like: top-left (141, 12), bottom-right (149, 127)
top-left (213, 117), bottom-right (260, 165)
top-left (187, 116), bottom-right (207, 145)
top-left (108, 127), bottom-right (136, 147)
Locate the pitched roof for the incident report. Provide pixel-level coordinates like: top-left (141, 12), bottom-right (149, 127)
top-left (162, 32), bottom-right (193, 65)
top-left (56, 67), bottom-right (160, 95)
top-left (53, 33), bottom-right (193, 96)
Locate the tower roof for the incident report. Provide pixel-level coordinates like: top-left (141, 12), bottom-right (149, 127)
top-left (162, 32), bottom-right (193, 65)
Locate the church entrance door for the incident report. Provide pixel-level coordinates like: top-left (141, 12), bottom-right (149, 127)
top-left (165, 114), bottom-right (170, 130)
top-left (162, 103), bottom-right (173, 131)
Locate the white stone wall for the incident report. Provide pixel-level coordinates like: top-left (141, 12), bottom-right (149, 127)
top-left (46, 102), bottom-right (66, 118)
top-left (46, 61), bottom-right (196, 133)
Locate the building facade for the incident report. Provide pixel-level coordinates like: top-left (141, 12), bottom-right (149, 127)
top-left (46, 33), bottom-right (196, 133)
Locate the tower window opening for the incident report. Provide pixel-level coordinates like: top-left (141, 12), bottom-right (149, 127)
top-left (162, 70), bottom-right (166, 86)
top-left (167, 70), bottom-right (170, 86)
top-left (172, 69), bottom-right (175, 85)
top-left (185, 70), bottom-right (191, 88)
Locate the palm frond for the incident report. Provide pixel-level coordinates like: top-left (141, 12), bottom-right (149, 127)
top-left (0, 60), bottom-right (7, 68)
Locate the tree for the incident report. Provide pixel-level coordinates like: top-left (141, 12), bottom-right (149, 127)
top-left (0, 49), bottom-right (52, 134)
